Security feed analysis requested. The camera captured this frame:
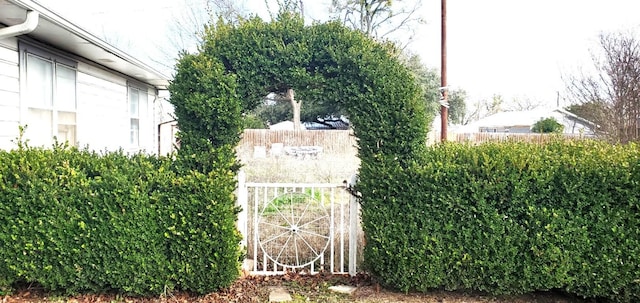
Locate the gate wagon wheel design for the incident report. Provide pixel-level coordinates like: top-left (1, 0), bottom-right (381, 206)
top-left (258, 191), bottom-right (331, 269)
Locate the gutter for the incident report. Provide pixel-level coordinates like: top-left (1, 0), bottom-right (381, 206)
top-left (0, 10), bottom-right (39, 39)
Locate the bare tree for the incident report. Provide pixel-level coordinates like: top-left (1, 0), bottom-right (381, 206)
top-left (151, 0), bottom-right (248, 74)
top-left (265, 0), bottom-right (305, 19)
top-left (212, 0), bottom-right (249, 23)
top-left (462, 94), bottom-right (504, 125)
top-left (504, 96), bottom-right (544, 111)
top-left (330, 0), bottom-right (424, 47)
top-left (565, 31), bottom-right (640, 142)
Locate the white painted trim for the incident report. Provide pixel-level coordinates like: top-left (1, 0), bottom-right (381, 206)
top-left (0, 10), bottom-right (38, 39)
top-left (4, 0), bottom-right (168, 88)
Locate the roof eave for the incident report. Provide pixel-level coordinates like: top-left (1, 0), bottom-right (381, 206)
top-left (3, 0), bottom-right (170, 90)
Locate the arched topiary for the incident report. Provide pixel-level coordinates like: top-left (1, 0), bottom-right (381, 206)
top-left (169, 12), bottom-right (430, 289)
top-left (194, 12), bottom-right (429, 162)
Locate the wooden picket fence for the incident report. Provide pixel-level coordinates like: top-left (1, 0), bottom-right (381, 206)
top-left (450, 132), bottom-right (591, 145)
top-left (238, 130), bottom-right (591, 156)
top-left (238, 129), bottom-right (357, 155)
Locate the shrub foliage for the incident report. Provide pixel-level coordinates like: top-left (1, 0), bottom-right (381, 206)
top-left (532, 117), bottom-right (564, 133)
top-left (361, 139), bottom-right (640, 302)
top-left (0, 142), bottom-right (241, 295)
top-left (195, 13), bottom-right (428, 164)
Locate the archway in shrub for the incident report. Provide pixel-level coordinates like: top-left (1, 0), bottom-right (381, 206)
top-left (170, 12), bottom-right (429, 168)
top-left (168, 12), bottom-right (430, 283)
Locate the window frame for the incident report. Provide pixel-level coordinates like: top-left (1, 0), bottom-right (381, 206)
top-left (19, 42), bottom-right (78, 147)
top-left (128, 82), bottom-right (148, 148)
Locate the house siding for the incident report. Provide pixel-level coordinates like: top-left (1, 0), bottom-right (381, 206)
top-left (0, 37), bottom-right (159, 153)
top-left (0, 38), bottom-right (20, 150)
top-left (76, 63), bottom-right (128, 151)
top-left (76, 62), bottom-right (157, 153)
top-left (556, 114), bottom-right (594, 135)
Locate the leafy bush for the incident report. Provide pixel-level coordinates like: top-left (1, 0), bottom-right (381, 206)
top-left (532, 117), bottom-right (564, 133)
top-left (360, 139), bottom-right (640, 302)
top-left (0, 142), bottom-right (241, 295)
top-left (191, 13), bottom-right (427, 165)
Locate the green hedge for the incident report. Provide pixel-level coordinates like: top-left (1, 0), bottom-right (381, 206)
top-left (0, 143), bottom-right (241, 295)
top-left (359, 139), bottom-right (640, 302)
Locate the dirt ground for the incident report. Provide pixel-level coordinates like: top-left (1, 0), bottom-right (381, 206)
top-left (0, 273), bottom-right (595, 303)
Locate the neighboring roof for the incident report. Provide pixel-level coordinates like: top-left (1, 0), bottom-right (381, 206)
top-left (553, 107), bottom-right (598, 128)
top-left (0, 0), bottom-right (169, 89)
top-left (455, 107), bottom-right (596, 133)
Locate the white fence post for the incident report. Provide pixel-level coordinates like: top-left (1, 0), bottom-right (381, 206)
top-left (348, 174), bottom-right (359, 276)
top-left (237, 170), bottom-right (248, 248)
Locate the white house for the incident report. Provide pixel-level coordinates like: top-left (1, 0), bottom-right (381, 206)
top-left (0, 0), bottom-right (171, 153)
top-left (268, 120), bottom-right (306, 131)
top-left (455, 108), bottom-right (597, 135)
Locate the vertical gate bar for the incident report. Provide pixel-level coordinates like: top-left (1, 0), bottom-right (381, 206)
top-left (273, 182), bottom-right (278, 271)
top-left (340, 187), bottom-right (345, 273)
top-left (348, 174), bottom-right (358, 276)
top-left (330, 187), bottom-right (335, 273)
top-left (319, 188), bottom-right (324, 273)
top-left (272, 187), bottom-right (280, 274)
top-left (253, 186), bottom-right (259, 272)
top-left (263, 186), bottom-right (268, 272)
top-left (311, 186), bottom-right (315, 273)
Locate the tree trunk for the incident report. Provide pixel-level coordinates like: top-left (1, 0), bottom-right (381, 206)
top-left (286, 88), bottom-right (302, 131)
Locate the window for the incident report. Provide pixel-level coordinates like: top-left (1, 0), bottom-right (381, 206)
top-left (128, 85), bottom-right (147, 147)
top-left (22, 44), bottom-right (77, 147)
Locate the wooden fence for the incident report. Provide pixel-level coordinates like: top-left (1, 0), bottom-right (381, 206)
top-left (238, 129), bottom-right (358, 155)
top-left (238, 130), bottom-right (589, 155)
top-left (449, 133), bottom-right (592, 145)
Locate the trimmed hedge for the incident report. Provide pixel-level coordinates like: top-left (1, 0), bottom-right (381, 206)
top-left (0, 142), bottom-right (241, 295)
top-left (360, 139), bottom-right (640, 302)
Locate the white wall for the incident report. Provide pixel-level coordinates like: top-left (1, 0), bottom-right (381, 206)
top-left (157, 97), bottom-right (176, 155)
top-left (76, 62), bottom-right (157, 153)
top-left (0, 38), bottom-right (20, 150)
top-left (76, 63), bottom-right (128, 151)
top-left (0, 38), bottom-right (159, 153)
top-left (551, 112), bottom-right (595, 135)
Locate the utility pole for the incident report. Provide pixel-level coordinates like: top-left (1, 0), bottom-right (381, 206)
top-left (440, 0), bottom-right (448, 142)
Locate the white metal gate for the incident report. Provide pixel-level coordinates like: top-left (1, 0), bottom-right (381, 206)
top-left (237, 172), bottom-right (361, 276)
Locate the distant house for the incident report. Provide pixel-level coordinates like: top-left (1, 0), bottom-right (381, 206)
top-left (269, 120), bottom-right (307, 130)
top-left (0, 0), bottom-right (171, 153)
top-left (456, 108), bottom-right (597, 135)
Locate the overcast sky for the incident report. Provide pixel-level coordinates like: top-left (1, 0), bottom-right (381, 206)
top-left (38, 0), bottom-right (640, 108)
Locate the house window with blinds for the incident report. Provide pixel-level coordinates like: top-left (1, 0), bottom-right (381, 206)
top-left (128, 85), bottom-right (147, 147)
top-left (23, 47), bottom-right (77, 147)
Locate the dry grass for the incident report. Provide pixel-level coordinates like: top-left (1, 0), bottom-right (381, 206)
top-left (237, 129), bottom-right (359, 184)
top-left (238, 152), bottom-right (359, 184)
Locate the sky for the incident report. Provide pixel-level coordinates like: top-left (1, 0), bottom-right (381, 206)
top-left (38, 0), bottom-right (640, 108)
